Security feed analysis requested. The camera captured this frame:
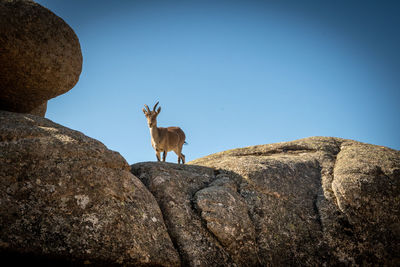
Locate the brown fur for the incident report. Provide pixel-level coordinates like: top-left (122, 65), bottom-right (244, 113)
top-left (143, 103), bottom-right (186, 164)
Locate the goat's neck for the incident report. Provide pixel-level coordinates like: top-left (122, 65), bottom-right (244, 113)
top-left (149, 124), bottom-right (161, 143)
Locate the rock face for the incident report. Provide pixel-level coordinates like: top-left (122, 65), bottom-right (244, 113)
top-left (1, 113), bottom-right (398, 266)
top-left (133, 137), bottom-right (400, 266)
top-left (0, 111), bottom-right (179, 266)
top-left (0, 0), bottom-right (82, 116)
top-left (132, 163), bottom-right (236, 266)
top-left (194, 177), bottom-right (259, 266)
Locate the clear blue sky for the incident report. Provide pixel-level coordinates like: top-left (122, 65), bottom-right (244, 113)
top-left (36, 0), bottom-right (400, 164)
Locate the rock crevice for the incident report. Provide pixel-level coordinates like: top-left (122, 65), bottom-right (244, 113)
top-left (132, 162), bottom-right (234, 266)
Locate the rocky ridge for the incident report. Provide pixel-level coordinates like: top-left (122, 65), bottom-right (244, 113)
top-left (186, 137), bottom-right (400, 265)
top-left (132, 136), bottom-right (400, 266)
top-left (0, 109), bottom-right (399, 266)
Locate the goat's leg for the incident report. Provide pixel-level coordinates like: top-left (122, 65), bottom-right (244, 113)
top-left (174, 147), bottom-right (185, 164)
top-left (180, 144), bottom-right (185, 164)
top-left (174, 148), bottom-right (182, 164)
top-left (162, 151), bottom-right (167, 162)
top-left (156, 151), bottom-right (161, 161)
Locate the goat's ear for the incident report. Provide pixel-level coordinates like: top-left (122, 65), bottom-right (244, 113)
top-left (157, 107), bottom-right (161, 114)
top-left (142, 108), bottom-right (147, 115)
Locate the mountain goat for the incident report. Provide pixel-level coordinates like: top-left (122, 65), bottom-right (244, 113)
top-left (142, 102), bottom-right (186, 164)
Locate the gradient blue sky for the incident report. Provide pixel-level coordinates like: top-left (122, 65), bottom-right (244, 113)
top-left (36, 0), bottom-right (399, 164)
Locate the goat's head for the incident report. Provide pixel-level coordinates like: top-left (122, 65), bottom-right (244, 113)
top-left (142, 101), bottom-right (161, 128)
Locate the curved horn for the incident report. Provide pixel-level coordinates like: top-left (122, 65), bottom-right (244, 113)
top-left (153, 101), bottom-right (159, 112)
top-left (144, 104), bottom-right (151, 113)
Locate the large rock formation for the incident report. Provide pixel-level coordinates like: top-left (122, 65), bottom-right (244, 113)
top-left (0, 111), bottom-right (179, 266)
top-left (1, 110), bottom-right (398, 266)
top-left (0, 0), bottom-right (82, 116)
top-left (133, 137), bottom-right (400, 266)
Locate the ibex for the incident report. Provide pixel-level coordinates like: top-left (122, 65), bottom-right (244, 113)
top-left (142, 102), bottom-right (186, 164)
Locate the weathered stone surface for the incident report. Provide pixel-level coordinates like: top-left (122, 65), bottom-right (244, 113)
top-left (28, 101), bottom-right (47, 117)
top-left (194, 177), bottom-right (259, 266)
top-left (133, 137), bottom-right (399, 266)
top-left (131, 162), bottom-right (234, 266)
top-left (0, 0), bottom-right (82, 116)
top-left (0, 111), bottom-right (179, 266)
top-left (2, 116), bottom-right (398, 266)
top-left (331, 142), bottom-right (400, 264)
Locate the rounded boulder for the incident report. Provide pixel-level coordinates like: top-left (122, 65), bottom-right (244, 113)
top-left (0, 111), bottom-right (180, 266)
top-left (0, 0), bottom-right (82, 116)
